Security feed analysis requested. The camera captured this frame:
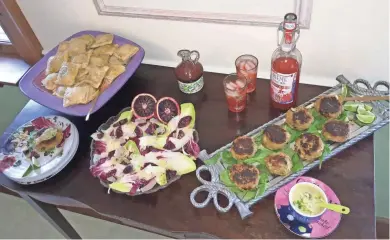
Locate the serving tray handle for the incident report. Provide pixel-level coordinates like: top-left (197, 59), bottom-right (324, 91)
top-left (191, 150), bottom-right (254, 219)
top-left (337, 74), bottom-right (389, 95)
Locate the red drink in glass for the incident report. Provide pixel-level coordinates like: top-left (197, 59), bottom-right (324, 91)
top-left (223, 74), bottom-right (247, 112)
top-left (235, 55), bottom-right (258, 93)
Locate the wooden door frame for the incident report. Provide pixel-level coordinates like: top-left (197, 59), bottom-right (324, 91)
top-left (0, 0), bottom-right (42, 65)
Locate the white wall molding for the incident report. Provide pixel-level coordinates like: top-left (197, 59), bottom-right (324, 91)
top-left (93, 0), bottom-right (313, 28)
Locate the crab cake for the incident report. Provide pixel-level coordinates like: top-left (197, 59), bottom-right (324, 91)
top-left (265, 152), bottom-right (292, 176)
top-left (295, 133), bottom-right (324, 162)
top-left (262, 125), bottom-right (290, 150)
top-left (35, 130), bottom-right (64, 152)
top-left (229, 164), bottom-right (260, 190)
top-left (231, 136), bottom-right (256, 160)
top-left (314, 95), bottom-right (343, 119)
top-left (322, 119), bottom-right (349, 143)
top-left (285, 107), bottom-right (314, 130)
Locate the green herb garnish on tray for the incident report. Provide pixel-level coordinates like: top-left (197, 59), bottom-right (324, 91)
top-left (221, 151), bottom-right (237, 165)
top-left (204, 152), bottom-right (221, 165)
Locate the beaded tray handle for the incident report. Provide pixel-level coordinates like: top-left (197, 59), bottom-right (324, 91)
top-left (190, 75), bottom-right (389, 219)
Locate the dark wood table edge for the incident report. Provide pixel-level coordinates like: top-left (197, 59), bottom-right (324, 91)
top-left (0, 185), bottom-right (218, 239)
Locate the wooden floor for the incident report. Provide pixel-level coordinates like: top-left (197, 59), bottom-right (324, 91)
top-left (0, 53), bottom-right (30, 86)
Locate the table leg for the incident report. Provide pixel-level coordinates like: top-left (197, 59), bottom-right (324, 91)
top-left (18, 192), bottom-right (81, 239)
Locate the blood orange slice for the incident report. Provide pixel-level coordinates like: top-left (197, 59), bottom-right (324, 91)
top-left (156, 97), bottom-right (180, 124)
top-left (131, 93), bottom-right (157, 120)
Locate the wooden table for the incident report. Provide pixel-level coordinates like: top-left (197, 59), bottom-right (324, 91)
top-left (0, 64), bottom-right (376, 239)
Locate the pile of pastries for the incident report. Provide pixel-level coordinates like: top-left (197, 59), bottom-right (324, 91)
top-left (42, 33), bottom-right (139, 107)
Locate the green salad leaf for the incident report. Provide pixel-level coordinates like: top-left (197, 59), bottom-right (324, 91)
top-left (307, 124), bottom-right (320, 134)
top-left (308, 109), bottom-right (327, 133)
top-left (337, 111), bottom-right (349, 122)
top-left (291, 153), bottom-right (304, 172)
top-left (243, 148), bottom-right (272, 165)
top-left (221, 151), bottom-right (237, 165)
top-left (255, 183), bottom-right (267, 198)
top-left (319, 144), bottom-right (331, 169)
top-left (219, 169), bottom-right (234, 187)
top-left (284, 124), bottom-right (302, 142)
top-left (204, 153), bottom-right (221, 165)
top-left (283, 147), bottom-right (295, 158)
top-left (259, 169), bottom-right (270, 184)
top-left (253, 131), bottom-right (263, 145)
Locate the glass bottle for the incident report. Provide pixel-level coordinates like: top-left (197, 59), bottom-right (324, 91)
top-left (174, 50), bottom-right (204, 94)
top-left (270, 13), bottom-right (302, 110)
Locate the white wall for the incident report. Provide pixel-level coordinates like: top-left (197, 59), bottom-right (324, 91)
top-left (17, 0), bottom-right (389, 87)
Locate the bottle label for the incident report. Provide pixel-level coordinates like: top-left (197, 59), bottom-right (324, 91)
top-left (270, 70), bottom-right (297, 104)
top-left (178, 76), bottom-right (204, 94)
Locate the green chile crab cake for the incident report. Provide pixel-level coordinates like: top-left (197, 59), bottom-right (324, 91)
top-left (230, 136), bottom-right (257, 160)
top-left (322, 119), bottom-right (349, 143)
top-left (314, 95), bottom-right (343, 119)
top-left (35, 128), bottom-right (64, 152)
top-left (285, 107), bottom-right (314, 130)
top-left (262, 124), bottom-right (291, 150)
top-left (265, 152), bottom-right (293, 176)
top-left (229, 164), bottom-right (260, 190)
top-left (294, 133), bottom-right (324, 162)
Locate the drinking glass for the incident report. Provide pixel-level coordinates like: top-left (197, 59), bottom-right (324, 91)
top-left (235, 54), bottom-right (258, 93)
top-left (223, 73), bottom-right (247, 113)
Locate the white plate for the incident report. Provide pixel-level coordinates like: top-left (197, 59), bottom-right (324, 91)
top-left (1, 116), bottom-right (79, 185)
top-left (16, 131), bottom-right (79, 185)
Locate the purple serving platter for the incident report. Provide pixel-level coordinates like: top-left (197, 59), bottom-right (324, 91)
top-left (19, 30), bottom-right (145, 117)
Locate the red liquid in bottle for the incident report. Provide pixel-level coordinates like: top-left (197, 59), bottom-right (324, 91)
top-left (270, 13), bottom-right (302, 111)
top-left (271, 56), bottom-right (300, 110)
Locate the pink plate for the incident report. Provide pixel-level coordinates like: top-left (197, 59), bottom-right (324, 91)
top-left (274, 176), bottom-right (342, 238)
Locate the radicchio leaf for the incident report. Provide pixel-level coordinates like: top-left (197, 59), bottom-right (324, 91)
top-left (90, 162), bottom-right (116, 180)
top-left (31, 117), bottom-right (55, 130)
top-left (183, 140), bottom-right (200, 158)
top-left (129, 182), bottom-right (140, 195)
top-left (57, 125), bottom-right (71, 148)
top-left (140, 178), bottom-right (157, 192)
top-left (0, 156), bottom-right (16, 172)
top-left (93, 141), bottom-right (107, 155)
top-left (145, 123), bottom-right (158, 135)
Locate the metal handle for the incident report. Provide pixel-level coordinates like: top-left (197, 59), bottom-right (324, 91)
top-left (190, 185), bottom-right (214, 208)
top-left (189, 184), bottom-right (235, 213)
top-left (195, 165), bottom-right (213, 185)
top-left (373, 81), bottom-right (389, 94)
top-left (336, 75), bottom-right (390, 96)
top-left (190, 50), bottom-right (200, 64)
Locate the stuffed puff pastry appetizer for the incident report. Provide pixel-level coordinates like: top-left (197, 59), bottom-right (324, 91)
top-left (41, 33), bottom-right (139, 107)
